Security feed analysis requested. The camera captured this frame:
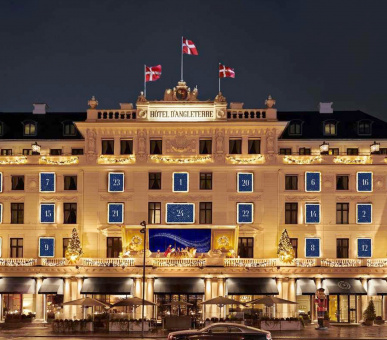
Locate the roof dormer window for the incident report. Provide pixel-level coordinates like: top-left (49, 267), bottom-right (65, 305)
top-left (23, 121), bottom-right (37, 136)
top-left (358, 120), bottom-right (372, 136)
top-left (324, 121), bottom-right (337, 136)
top-left (288, 121), bottom-right (303, 136)
top-left (62, 121), bottom-right (76, 136)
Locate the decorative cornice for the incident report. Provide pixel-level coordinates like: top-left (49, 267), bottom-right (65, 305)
top-left (100, 194), bottom-right (133, 201)
top-left (148, 195), bottom-right (212, 201)
top-left (40, 196), bottom-right (78, 202)
top-left (0, 195), bottom-right (25, 201)
top-left (285, 196), bottom-right (319, 201)
top-left (336, 196), bottom-right (372, 201)
top-left (228, 195), bottom-right (262, 201)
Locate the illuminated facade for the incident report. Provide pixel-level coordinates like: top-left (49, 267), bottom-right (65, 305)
top-left (1, 83), bottom-right (387, 323)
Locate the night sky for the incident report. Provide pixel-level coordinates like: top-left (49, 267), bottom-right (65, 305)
top-left (1, 0), bottom-right (387, 120)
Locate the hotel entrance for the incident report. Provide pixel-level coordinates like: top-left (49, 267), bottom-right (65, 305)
top-left (328, 295), bottom-right (357, 323)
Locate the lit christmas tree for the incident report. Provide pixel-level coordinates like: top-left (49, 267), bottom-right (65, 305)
top-left (65, 228), bottom-right (83, 264)
top-left (277, 229), bottom-right (295, 263)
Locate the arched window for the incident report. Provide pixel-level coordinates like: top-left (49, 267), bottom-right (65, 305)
top-left (23, 121), bottom-right (37, 136)
top-left (62, 121), bottom-right (76, 136)
top-left (358, 120), bottom-right (372, 135)
top-left (324, 121), bottom-right (337, 136)
top-left (288, 121), bottom-right (302, 135)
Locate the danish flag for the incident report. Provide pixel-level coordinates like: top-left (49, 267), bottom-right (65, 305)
top-left (182, 37), bottom-right (198, 55)
top-left (145, 65), bottom-right (162, 82)
top-left (219, 64), bottom-right (235, 78)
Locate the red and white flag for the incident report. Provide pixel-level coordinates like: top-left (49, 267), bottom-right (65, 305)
top-left (182, 37), bottom-right (198, 55)
top-left (145, 65), bottom-right (162, 82)
top-left (219, 64), bottom-right (235, 78)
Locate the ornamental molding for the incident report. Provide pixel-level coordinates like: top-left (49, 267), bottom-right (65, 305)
top-left (26, 175), bottom-right (39, 192)
top-left (40, 196), bottom-right (78, 202)
top-left (374, 175), bottom-right (385, 191)
top-left (336, 196), bottom-right (372, 201)
top-left (100, 194), bottom-right (133, 201)
top-left (148, 194), bottom-right (212, 201)
top-left (285, 196), bottom-right (319, 201)
top-left (229, 195), bottom-right (262, 201)
top-left (0, 196), bottom-right (24, 201)
top-left (166, 132), bottom-right (197, 153)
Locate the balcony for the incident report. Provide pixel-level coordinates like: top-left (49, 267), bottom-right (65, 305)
top-left (0, 258), bottom-right (37, 266)
top-left (97, 110), bottom-right (137, 121)
top-left (224, 258), bottom-right (277, 268)
top-left (367, 259), bottom-right (387, 267)
top-left (321, 259), bottom-right (362, 267)
top-left (152, 258), bottom-right (207, 267)
top-left (80, 258), bottom-right (135, 267)
top-left (226, 109), bottom-right (268, 120)
top-left (41, 258), bottom-right (68, 266)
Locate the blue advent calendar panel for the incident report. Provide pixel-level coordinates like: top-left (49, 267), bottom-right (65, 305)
top-left (357, 204), bottom-right (372, 224)
top-left (166, 203), bottom-right (195, 224)
top-left (108, 172), bottom-right (125, 192)
top-left (305, 172), bottom-right (321, 192)
top-left (237, 203), bottom-right (254, 224)
top-left (39, 237), bottom-right (55, 257)
top-left (108, 203), bottom-right (124, 224)
top-left (357, 172), bottom-right (373, 192)
top-left (357, 238), bottom-right (372, 258)
top-left (305, 204), bottom-right (320, 224)
top-left (305, 238), bottom-right (321, 258)
top-left (173, 172), bottom-right (189, 192)
top-left (40, 204), bottom-right (55, 223)
top-left (0, 172), bottom-right (2, 193)
top-left (40, 172), bottom-right (56, 192)
top-left (237, 173), bottom-right (254, 193)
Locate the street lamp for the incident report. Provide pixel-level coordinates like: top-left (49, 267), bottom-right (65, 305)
top-left (140, 220), bottom-right (147, 338)
top-left (319, 141), bottom-right (329, 155)
top-left (31, 141), bottom-right (41, 155)
top-left (370, 141), bottom-right (380, 154)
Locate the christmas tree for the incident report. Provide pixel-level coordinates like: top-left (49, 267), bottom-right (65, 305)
top-left (363, 299), bottom-right (376, 321)
top-left (65, 228), bottom-right (83, 264)
top-left (277, 229), bottom-right (295, 263)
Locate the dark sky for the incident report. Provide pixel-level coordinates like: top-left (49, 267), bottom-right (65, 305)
top-left (1, 0), bottom-right (387, 119)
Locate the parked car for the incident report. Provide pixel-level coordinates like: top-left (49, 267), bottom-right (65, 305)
top-left (167, 322), bottom-right (272, 340)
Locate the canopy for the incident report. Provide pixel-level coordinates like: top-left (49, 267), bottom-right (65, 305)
top-left (0, 278), bottom-right (35, 294)
top-left (247, 296), bottom-right (298, 307)
top-left (154, 278), bottom-right (204, 294)
top-left (39, 278), bottom-right (64, 294)
top-left (63, 297), bottom-right (110, 308)
top-left (201, 296), bottom-right (244, 306)
top-left (296, 279), bottom-right (317, 295)
top-left (368, 279), bottom-right (387, 296)
top-left (112, 297), bottom-right (155, 307)
top-left (322, 279), bottom-right (366, 295)
top-left (80, 277), bottom-right (133, 295)
top-left (226, 278), bottom-right (278, 295)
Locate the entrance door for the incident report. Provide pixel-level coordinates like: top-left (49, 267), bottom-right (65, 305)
top-left (329, 295), bottom-right (338, 322)
top-left (339, 295), bottom-right (349, 322)
top-left (329, 295), bottom-right (357, 323)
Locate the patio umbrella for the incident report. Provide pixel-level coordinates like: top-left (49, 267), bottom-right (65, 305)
top-left (62, 297), bottom-right (110, 320)
top-left (111, 297), bottom-right (156, 319)
top-left (201, 296), bottom-right (244, 319)
top-left (246, 296), bottom-right (297, 318)
top-left (164, 300), bottom-right (193, 316)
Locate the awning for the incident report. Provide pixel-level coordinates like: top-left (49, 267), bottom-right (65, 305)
top-left (226, 278), bottom-right (279, 295)
top-left (296, 279), bottom-right (317, 295)
top-left (81, 278), bottom-right (133, 295)
top-left (154, 278), bottom-right (204, 294)
top-left (39, 278), bottom-right (64, 294)
top-left (322, 279), bottom-right (366, 295)
top-left (0, 278), bottom-right (36, 294)
top-left (368, 279), bottom-right (387, 296)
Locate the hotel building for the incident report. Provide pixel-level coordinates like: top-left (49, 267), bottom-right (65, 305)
top-left (1, 81), bottom-right (387, 324)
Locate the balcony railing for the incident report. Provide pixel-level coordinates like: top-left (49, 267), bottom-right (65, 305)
top-left (41, 258), bottom-right (68, 266)
top-left (97, 110), bottom-right (137, 120)
top-left (152, 258), bottom-right (207, 267)
top-left (81, 258), bottom-right (135, 267)
top-left (321, 258), bottom-right (362, 267)
top-left (227, 109), bottom-right (267, 120)
top-left (0, 258), bottom-right (37, 266)
top-left (367, 259), bottom-right (387, 267)
top-left (224, 258), bottom-right (277, 267)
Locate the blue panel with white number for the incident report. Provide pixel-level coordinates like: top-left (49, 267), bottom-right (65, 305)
top-left (40, 172), bottom-right (56, 192)
top-left (108, 203), bottom-right (124, 224)
top-left (237, 173), bottom-right (253, 193)
top-left (108, 172), bottom-right (125, 192)
top-left (40, 204), bottom-right (55, 223)
top-left (358, 238), bottom-right (372, 258)
top-left (166, 203), bottom-right (195, 224)
top-left (305, 238), bottom-right (321, 257)
top-left (237, 203), bottom-right (254, 224)
top-left (357, 172), bottom-right (373, 192)
top-left (305, 204), bottom-right (320, 224)
top-left (357, 204), bottom-right (372, 224)
top-left (173, 172), bottom-right (189, 192)
top-left (39, 237), bottom-right (55, 257)
top-left (0, 172), bottom-right (2, 193)
top-left (305, 172), bottom-right (321, 192)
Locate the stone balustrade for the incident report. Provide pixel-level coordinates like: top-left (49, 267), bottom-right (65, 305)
top-left (0, 258), bottom-right (37, 266)
top-left (41, 258), bottom-right (68, 266)
top-left (321, 258), bottom-right (362, 267)
top-left (367, 259), bottom-right (387, 267)
top-left (81, 258), bottom-right (135, 267)
top-left (152, 258), bottom-right (207, 267)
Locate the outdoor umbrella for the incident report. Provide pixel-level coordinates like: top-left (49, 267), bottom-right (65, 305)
top-left (246, 296), bottom-right (298, 318)
top-left (201, 296), bottom-right (244, 319)
top-left (164, 300), bottom-right (193, 316)
top-left (62, 297), bottom-right (110, 319)
top-left (111, 297), bottom-right (156, 319)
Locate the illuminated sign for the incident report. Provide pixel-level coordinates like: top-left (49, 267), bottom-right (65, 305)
top-left (305, 172), bottom-right (321, 192)
top-left (40, 172), bottom-right (56, 192)
top-left (40, 204), bottom-right (55, 223)
top-left (237, 173), bottom-right (253, 193)
top-left (39, 237), bottom-right (55, 257)
top-left (166, 203), bottom-right (195, 224)
top-left (108, 203), bottom-right (124, 224)
top-left (173, 172), bottom-right (189, 192)
top-left (357, 172), bottom-right (373, 192)
top-left (305, 203), bottom-right (320, 224)
top-left (357, 203), bottom-right (372, 224)
top-left (305, 238), bottom-right (321, 258)
top-left (237, 203), bottom-right (254, 224)
top-left (357, 238), bottom-right (372, 258)
top-left (108, 172), bottom-right (125, 192)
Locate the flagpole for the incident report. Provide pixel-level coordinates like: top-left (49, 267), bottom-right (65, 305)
top-left (218, 63), bottom-right (221, 93)
top-left (144, 65), bottom-right (146, 98)
top-left (181, 36), bottom-right (183, 81)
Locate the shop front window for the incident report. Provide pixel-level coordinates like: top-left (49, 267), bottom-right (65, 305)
top-left (155, 294), bottom-right (203, 320)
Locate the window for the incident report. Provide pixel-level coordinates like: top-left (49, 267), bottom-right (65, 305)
top-left (148, 202), bottom-right (161, 224)
top-left (199, 202), bottom-right (212, 224)
top-left (209, 325), bottom-right (229, 333)
top-left (337, 238), bottom-right (349, 258)
top-left (379, 148), bottom-right (387, 155)
top-left (10, 238), bottom-right (23, 258)
top-left (63, 238), bottom-right (71, 257)
top-left (72, 148), bottom-right (84, 155)
top-left (280, 148), bottom-right (292, 155)
top-left (238, 237), bottom-right (254, 258)
top-left (23, 121), bottom-right (37, 136)
top-left (12, 176), bottom-right (24, 190)
top-left (149, 172), bottom-right (161, 190)
top-left (11, 203), bottom-right (24, 224)
top-left (64, 203), bottom-right (77, 224)
top-left (200, 173), bottom-right (212, 190)
top-left (63, 122), bottom-right (76, 136)
top-left (102, 140), bottom-right (114, 155)
top-left (290, 238), bottom-right (298, 258)
top-left (336, 203), bottom-right (349, 224)
top-left (299, 148), bottom-right (311, 155)
top-left (289, 121), bottom-right (302, 135)
top-left (229, 139), bottom-right (242, 154)
top-left (324, 122), bottom-right (337, 136)
top-left (199, 139), bottom-right (212, 154)
top-left (329, 148), bottom-right (339, 155)
top-left (285, 175), bottom-right (298, 190)
top-left (1, 149), bottom-right (12, 155)
top-left (150, 140), bottom-right (162, 155)
top-left (107, 237), bottom-right (122, 258)
top-left (358, 121), bottom-right (372, 135)
top-left (347, 148), bottom-right (359, 155)
top-left (336, 175), bottom-right (349, 190)
top-left (64, 176), bottom-right (77, 190)
top-left (248, 139), bottom-right (261, 154)
top-left (285, 203), bottom-right (298, 224)
top-left (23, 149), bottom-right (32, 155)
top-left (50, 149), bottom-right (62, 155)
top-left (120, 139), bottom-right (133, 155)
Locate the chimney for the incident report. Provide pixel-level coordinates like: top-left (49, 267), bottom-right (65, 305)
top-left (319, 102), bottom-right (333, 114)
top-left (33, 103), bottom-right (48, 114)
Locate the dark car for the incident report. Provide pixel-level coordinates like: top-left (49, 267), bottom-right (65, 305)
top-left (167, 322), bottom-right (272, 340)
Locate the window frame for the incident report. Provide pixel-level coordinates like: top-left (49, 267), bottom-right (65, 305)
top-left (285, 202), bottom-right (298, 224)
top-left (238, 237), bottom-right (254, 258)
top-left (23, 121), bottom-right (37, 136)
top-left (149, 172), bottom-right (161, 190)
top-left (336, 175), bottom-right (349, 190)
top-left (228, 138), bottom-right (242, 154)
top-left (285, 175), bottom-right (298, 190)
top-left (323, 121), bottom-right (337, 136)
top-left (290, 238), bottom-right (298, 258)
top-left (288, 121), bottom-right (303, 136)
top-left (347, 148), bottom-right (359, 155)
top-left (120, 139), bottom-right (133, 155)
top-left (62, 238), bottom-right (71, 257)
top-left (10, 238), bottom-right (23, 258)
top-left (106, 237), bottom-right (122, 258)
top-left (299, 147), bottom-right (311, 155)
top-left (199, 202), bottom-right (212, 224)
top-left (336, 202), bottom-right (349, 224)
top-left (199, 139), bottom-right (212, 155)
top-left (101, 139), bottom-right (114, 155)
top-left (280, 148), bottom-right (292, 155)
top-left (11, 176), bottom-right (25, 190)
top-left (150, 139), bottom-right (163, 155)
top-left (337, 238), bottom-right (349, 258)
top-left (11, 203), bottom-right (24, 224)
top-left (248, 139), bottom-right (261, 154)
top-left (148, 202), bottom-right (161, 224)
top-left (63, 203), bottom-right (77, 224)
top-left (62, 121), bottom-right (76, 136)
top-left (358, 120), bottom-right (372, 136)
top-left (200, 172), bottom-right (212, 190)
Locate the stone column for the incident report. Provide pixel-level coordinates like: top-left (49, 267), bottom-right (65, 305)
top-left (217, 278), bottom-right (225, 319)
top-left (76, 278), bottom-right (83, 319)
top-left (276, 278), bottom-right (283, 318)
top-left (204, 278), bottom-right (212, 320)
top-left (135, 278), bottom-right (142, 319)
top-left (360, 278), bottom-right (368, 322)
top-left (146, 278), bottom-right (154, 319)
top-left (35, 278), bottom-right (44, 322)
top-left (0, 294), bottom-right (3, 321)
top-left (114, 136), bottom-right (120, 155)
top-left (288, 278), bottom-right (296, 318)
top-left (383, 296), bottom-right (387, 320)
top-left (63, 278), bottom-right (72, 319)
